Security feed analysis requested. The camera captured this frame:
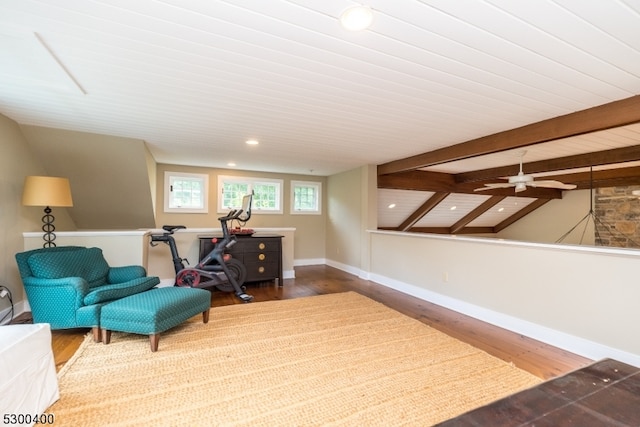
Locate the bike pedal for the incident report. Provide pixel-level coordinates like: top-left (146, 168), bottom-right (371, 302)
top-left (238, 293), bottom-right (254, 302)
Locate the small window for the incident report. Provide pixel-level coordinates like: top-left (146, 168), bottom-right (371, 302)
top-left (291, 181), bottom-right (322, 215)
top-left (164, 172), bottom-right (208, 213)
top-left (221, 180), bottom-right (250, 210)
top-left (218, 175), bottom-right (283, 214)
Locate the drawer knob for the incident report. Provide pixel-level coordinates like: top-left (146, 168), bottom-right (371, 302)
top-left (258, 253), bottom-right (266, 261)
top-left (258, 266), bottom-right (265, 273)
top-left (258, 243), bottom-right (266, 250)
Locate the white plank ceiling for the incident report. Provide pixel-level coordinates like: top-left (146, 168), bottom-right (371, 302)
top-left (1, 0), bottom-right (639, 229)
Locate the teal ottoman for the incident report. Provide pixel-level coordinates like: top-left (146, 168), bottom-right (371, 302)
top-left (100, 287), bottom-right (211, 352)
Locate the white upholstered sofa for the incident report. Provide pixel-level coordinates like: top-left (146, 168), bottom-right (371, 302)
top-left (0, 324), bottom-right (59, 425)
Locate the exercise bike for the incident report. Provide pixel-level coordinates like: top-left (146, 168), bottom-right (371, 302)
top-left (149, 193), bottom-right (254, 303)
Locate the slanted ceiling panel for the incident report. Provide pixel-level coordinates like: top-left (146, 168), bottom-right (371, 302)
top-left (467, 197), bottom-right (538, 228)
top-left (414, 193), bottom-right (491, 228)
top-left (377, 189), bottom-right (434, 229)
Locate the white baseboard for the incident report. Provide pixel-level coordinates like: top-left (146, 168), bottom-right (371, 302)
top-left (157, 278), bottom-right (175, 288)
top-left (295, 259), bottom-right (370, 280)
top-left (368, 271), bottom-right (640, 367)
top-left (293, 258), bottom-right (325, 266)
top-left (325, 259), bottom-right (363, 277)
top-left (0, 300), bottom-right (29, 325)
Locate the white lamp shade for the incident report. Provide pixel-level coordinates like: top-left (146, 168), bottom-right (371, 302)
top-left (22, 176), bottom-right (73, 207)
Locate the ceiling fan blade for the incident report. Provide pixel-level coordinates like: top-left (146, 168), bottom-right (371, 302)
top-left (527, 180), bottom-right (577, 190)
top-left (474, 183), bottom-right (514, 192)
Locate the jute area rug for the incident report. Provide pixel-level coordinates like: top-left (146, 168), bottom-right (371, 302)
top-left (49, 292), bottom-right (541, 426)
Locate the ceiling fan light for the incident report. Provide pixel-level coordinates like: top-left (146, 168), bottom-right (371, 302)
top-left (340, 6), bottom-right (373, 31)
top-left (509, 174), bottom-right (533, 184)
top-left (515, 182), bottom-right (527, 192)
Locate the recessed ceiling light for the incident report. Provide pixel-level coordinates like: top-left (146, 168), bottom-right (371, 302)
top-left (388, 203), bottom-right (396, 209)
top-left (227, 162), bottom-right (236, 167)
top-left (498, 207), bottom-right (505, 212)
top-left (340, 5), bottom-right (373, 31)
top-left (450, 206), bottom-right (457, 211)
top-left (246, 139), bottom-right (259, 145)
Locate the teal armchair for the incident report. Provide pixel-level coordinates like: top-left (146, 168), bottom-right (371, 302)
top-left (15, 246), bottom-right (160, 341)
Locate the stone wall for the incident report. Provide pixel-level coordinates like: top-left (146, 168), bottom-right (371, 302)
top-left (594, 186), bottom-right (640, 248)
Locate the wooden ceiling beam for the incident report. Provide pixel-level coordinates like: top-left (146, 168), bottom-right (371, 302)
top-left (450, 196), bottom-right (506, 234)
top-left (397, 192), bottom-right (450, 231)
top-left (378, 95), bottom-right (640, 175)
top-left (550, 166), bottom-right (640, 189)
top-left (455, 166), bottom-right (640, 192)
top-left (456, 145), bottom-right (640, 183)
top-left (456, 166), bottom-right (640, 195)
top-left (377, 170), bottom-right (456, 192)
top-left (401, 227), bottom-right (455, 234)
top-left (378, 169), bottom-right (564, 198)
top-left (455, 227), bottom-right (500, 234)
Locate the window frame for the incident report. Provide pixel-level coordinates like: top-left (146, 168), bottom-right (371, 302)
top-left (290, 180), bottom-right (322, 215)
top-left (218, 175), bottom-right (283, 214)
top-left (163, 171), bottom-right (209, 214)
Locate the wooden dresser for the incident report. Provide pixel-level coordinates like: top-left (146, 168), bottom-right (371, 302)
top-left (198, 234), bottom-right (283, 285)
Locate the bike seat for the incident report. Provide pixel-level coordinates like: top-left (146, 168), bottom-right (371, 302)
top-left (162, 225), bottom-right (186, 233)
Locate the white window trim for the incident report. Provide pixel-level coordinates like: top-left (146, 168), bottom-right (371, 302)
top-left (164, 171), bottom-right (209, 214)
top-left (291, 180), bottom-right (322, 215)
top-left (218, 175), bottom-right (284, 214)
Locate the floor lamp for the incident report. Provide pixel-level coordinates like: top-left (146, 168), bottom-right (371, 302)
top-left (22, 176), bottom-right (74, 248)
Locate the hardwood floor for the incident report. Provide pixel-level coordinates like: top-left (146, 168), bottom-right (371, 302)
top-left (12, 265), bottom-right (592, 379)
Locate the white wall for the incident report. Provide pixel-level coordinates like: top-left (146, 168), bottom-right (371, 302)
top-left (367, 230), bottom-right (640, 366)
top-left (326, 166), bottom-right (367, 275)
top-left (497, 189), bottom-right (595, 245)
top-left (23, 231), bottom-right (149, 267)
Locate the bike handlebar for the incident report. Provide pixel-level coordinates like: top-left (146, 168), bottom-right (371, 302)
top-left (218, 209), bottom-right (244, 221)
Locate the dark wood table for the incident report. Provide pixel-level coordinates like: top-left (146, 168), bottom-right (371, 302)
top-left (435, 358), bottom-right (640, 426)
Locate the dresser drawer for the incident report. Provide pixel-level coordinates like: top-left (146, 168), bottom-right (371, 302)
top-left (229, 238), bottom-right (280, 253)
top-left (244, 261), bottom-right (280, 282)
top-left (242, 250), bottom-right (278, 263)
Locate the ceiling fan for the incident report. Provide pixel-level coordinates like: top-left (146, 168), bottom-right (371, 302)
top-left (474, 151), bottom-right (577, 193)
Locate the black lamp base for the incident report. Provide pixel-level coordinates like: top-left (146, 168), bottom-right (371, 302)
top-left (42, 206), bottom-right (56, 248)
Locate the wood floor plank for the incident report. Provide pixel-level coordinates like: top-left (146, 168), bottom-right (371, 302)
top-left (13, 265), bottom-right (591, 378)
